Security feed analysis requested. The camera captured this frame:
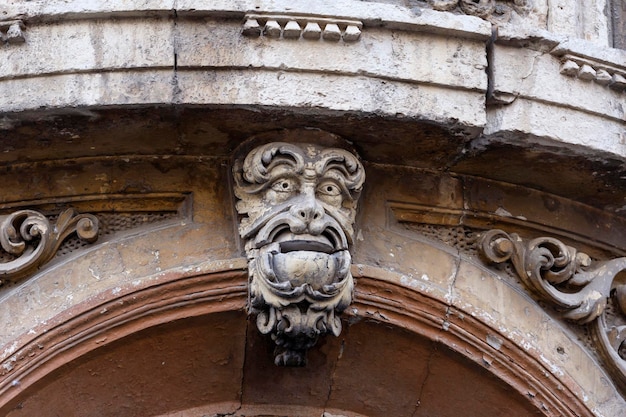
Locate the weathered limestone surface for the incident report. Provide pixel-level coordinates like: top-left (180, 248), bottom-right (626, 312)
top-left (0, 1), bottom-right (622, 164)
top-left (0, 160), bottom-right (624, 416)
top-left (0, 160), bottom-right (623, 416)
top-left (0, 0), bottom-right (625, 416)
top-left (0, 9), bottom-right (489, 132)
top-left (487, 25), bottom-right (626, 159)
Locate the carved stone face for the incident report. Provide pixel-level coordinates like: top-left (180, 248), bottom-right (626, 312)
top-left (233, 140), bottom-right (364, 366)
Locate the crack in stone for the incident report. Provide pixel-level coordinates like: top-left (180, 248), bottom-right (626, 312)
top-left (485, 25), bottom-right (497, 104)
top-left (411, 343), bottom-right (436, 416)
top-left (445, 231), bottom-right (463, 313)
top-left (323, 336), bottom-right (346, 413)
top-left (520, 50), bottom-right (544, 81)
top-left (236, 314), bottom-right (251, 415)
top-left (171, 3), bottom-right (182, 103)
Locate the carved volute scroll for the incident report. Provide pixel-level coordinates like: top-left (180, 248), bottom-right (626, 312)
top-left (0, 208), bottom-right (99, 282)
top-left (233, 135), bottom-right (365, 366)
top-left (479, 229), bottom-right (626, 390)
top-left (429, 0), bottom-right (531, 20)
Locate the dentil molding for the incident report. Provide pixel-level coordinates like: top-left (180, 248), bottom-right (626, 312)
top-left (242, 13), bottom-right (362, 42)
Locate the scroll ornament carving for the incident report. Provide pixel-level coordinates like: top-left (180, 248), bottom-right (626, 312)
top-left (234, 141), bottom-right (365, 366)
top-left (0, 208), bottom-right (98, 282)
top-left (479, 230), bottom-right (626, 388)
top-left (429, 0), bottom-right (530, 20)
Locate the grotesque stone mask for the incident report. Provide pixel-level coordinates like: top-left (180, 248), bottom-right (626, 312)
top-left (233, 139), bottom-right (365, 366)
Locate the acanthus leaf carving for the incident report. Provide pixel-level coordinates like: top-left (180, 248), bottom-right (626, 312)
top-left (479, 229), bottom-right (626, 389)
top-left (234, 138), bottom-right (364, 366)
top-left (0, 208), bottom-right (99, 282)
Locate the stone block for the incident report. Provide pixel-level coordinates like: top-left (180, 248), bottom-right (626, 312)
top-left (0, 18), bottom-right (174, 79)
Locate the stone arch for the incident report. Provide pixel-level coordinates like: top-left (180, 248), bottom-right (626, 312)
top-left (0, 230), bottom-right (600, 416)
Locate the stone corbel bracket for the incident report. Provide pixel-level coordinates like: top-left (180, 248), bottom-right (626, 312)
top-left (242, 14), bottom-right (362, 42)
top-left (0, 20), bottom-right (26, 44)
top-left (0, 208), bottom-right (98, 283)
top-left (479, 229), bottom-right (626, 390)
top-left (233, 137), bottom-right (365, 366)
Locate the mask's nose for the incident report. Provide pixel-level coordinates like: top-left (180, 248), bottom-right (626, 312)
top-left (288, 191), bottom-right (325, 234)
top-left (290, 196), bottom-right (324, 222)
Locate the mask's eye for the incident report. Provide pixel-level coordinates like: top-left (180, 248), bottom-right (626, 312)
top-left (271, 178), bottom-right (297, 193)
top-left (317, 182), bottom-right (341, 196)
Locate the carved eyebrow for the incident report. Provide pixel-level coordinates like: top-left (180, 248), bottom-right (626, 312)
top-left (315, 149), bottom-right (365, 192)
top-left (242, 142), bottom-right (306, 185)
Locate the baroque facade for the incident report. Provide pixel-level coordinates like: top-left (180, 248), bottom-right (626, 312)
top-left (0, 1), bottom-right (625, 416)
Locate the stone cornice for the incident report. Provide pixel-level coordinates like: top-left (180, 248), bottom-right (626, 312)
top-left (386, 173), bottom-right (626, 257)
top-left (551, 40), bottom-right (626, 92)
top-left (1, 0), bottom-right (491, 40)
top-left (494, 25), bottom-right (626, 93)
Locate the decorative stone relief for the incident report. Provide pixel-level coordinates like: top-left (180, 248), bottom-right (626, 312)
top-left (0, 20), bottom-right (25, 44)
top-left (242, 14), bottom-right (362, 42)
top-left (0, 208), bottom-right (98, 282)
top-left (428, 0), bottom-right (530, 21)
top-left (479, 229), bottom-right (626, 389)
top-left (233, 140), bottom-right (365, 366)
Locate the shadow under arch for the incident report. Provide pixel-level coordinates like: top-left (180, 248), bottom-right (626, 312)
top-left (0, 256), bottom-right (593, 417)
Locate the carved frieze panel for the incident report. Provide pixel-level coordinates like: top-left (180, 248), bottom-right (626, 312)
top-left (233, 136), bottom-right (365, 366)
top-left (479, 230), bottom-right (626, 391)
top-left (382, 171), bottom-right (626, 393)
